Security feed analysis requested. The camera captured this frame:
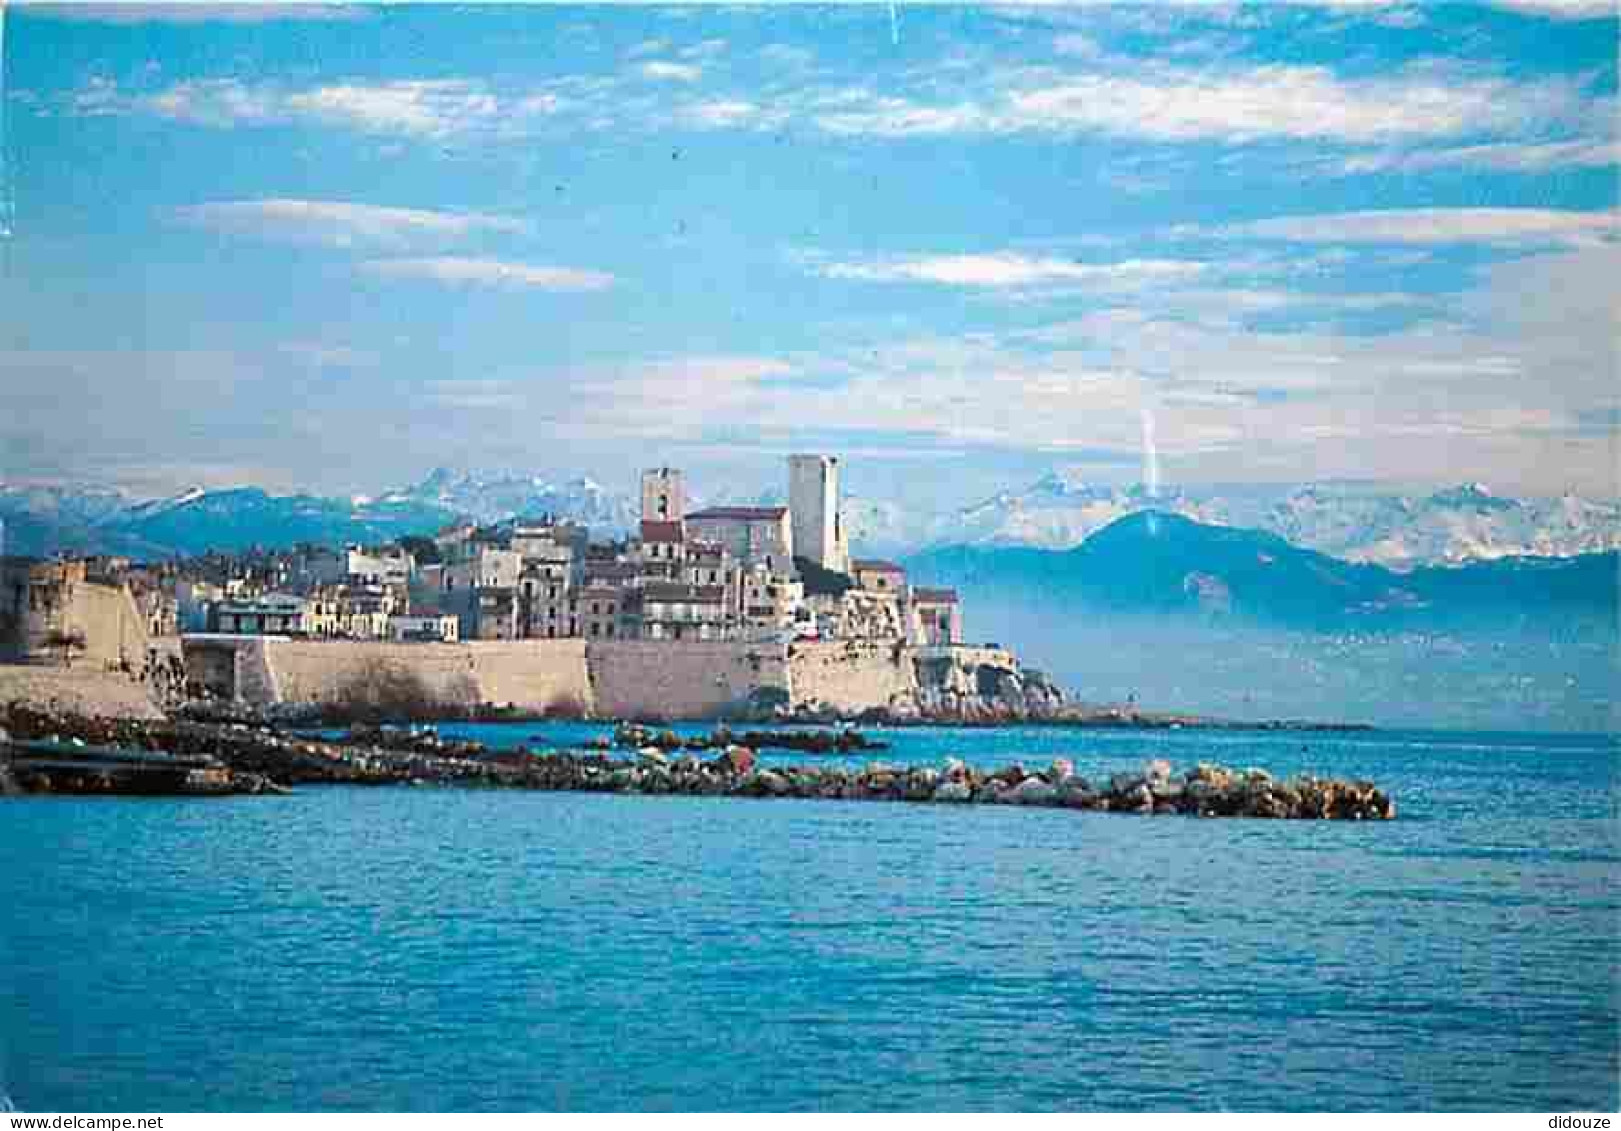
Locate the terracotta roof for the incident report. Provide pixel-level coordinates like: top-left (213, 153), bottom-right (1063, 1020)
top-left (640, 519), bottom-right (686, 544)
top-left (687, 506), bottom-right (788, 521)
top-left (853, 558), bottom-right (906, 573)
top-left (911, 587), bottom-right (959, 604)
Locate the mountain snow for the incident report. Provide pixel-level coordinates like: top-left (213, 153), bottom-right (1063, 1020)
top-left (389, 468), bottom-right (639, 532)
top-left (0, 467), bottom-right (1614, 567)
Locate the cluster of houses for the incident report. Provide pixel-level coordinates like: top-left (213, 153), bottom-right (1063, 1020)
top-left (5, 454), bottom-right (964, 655)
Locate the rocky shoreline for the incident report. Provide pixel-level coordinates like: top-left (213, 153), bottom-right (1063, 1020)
top-left (168, 695), bottom-right (1372, 735)
top-left (2, 705), bottom-right (1394, 819)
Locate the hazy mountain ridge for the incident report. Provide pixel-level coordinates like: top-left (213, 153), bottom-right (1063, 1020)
top-left (918, 474), bottom-right (1621, 569)
top-left (903, 511), bottom-right (1618, 633)
top-left (902, 511), bottom-right (1618, 733)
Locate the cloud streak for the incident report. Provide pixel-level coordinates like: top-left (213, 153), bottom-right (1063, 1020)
top-left (168, 199), bottom-right (530, 250)
top-left (810, 252), bottom-right (1209, 290)
top-left (18, 3), bottom-right (365, 24)
top-left (1338, 137), bottom-right (1619, 175)
top-left (57, 54), bottom-right (1606, 158)
top-left (361, 257), bottom-right (615, 291)
top-left (1211, 208), bottom-right (1618, 248)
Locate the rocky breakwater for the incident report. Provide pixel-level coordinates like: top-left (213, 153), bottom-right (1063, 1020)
top-left (0, 707), bottom-right (1395, 818)
top-left (517, 749), bottom-right (1395, 820)
top-left (610, 722), bottom-right (887, 756)
top-left (2, 706), bottom-right (513, 789)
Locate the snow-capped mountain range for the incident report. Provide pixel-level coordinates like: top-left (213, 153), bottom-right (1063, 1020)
top-left (1, 467), bottom-right (1616, 569)
top-left (377, 467), bottom-right (640, 531)
top-left (917, 472), bottom-right (1620, 570)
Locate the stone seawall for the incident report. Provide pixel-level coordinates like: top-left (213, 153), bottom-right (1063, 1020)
top-left (787, 639), bottom-right (918, 714)
top-left (0, 664), bottom-right (163, 720)
top-left (179, 635), bottom-right (1061, 721)
top-left (267, 639), bottom-right (594, 715)
top-left (183, 637), bottom-right (594, 716)
top-left (1, 566), bottom-right (149, 670)
top-left (585, 640), bottom-right (791, 720)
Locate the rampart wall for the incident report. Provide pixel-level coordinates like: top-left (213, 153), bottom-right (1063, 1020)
top-left (179, 636), bottom-right (1053, 721)
top-left (585, 640), bottom-right (791, 720)
top-left (787, 639), bottom-right (919, 714)
top-left (261, 639), bottom-right (593, 715)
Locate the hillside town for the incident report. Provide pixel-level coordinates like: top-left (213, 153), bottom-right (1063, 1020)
top-left (0, 454), bottom-right (964, 669)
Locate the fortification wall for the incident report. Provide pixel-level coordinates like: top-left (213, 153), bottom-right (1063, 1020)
top-left (257, 639), bottom-right (593, 715)
top-left (82, 583), bottom-right (148, 669)
top-left (586, 640), bottom-right (790, 720)
top-left (1, 567), bottom-right (149, 670)
top-left (788, 639), bottom-right (919, 713)
top-left (175, 634), bottom-right (1052, 721)
top-left (0, 664), bottom-right (163, 721)
top-left (466, 641), bottom-right (592, 713)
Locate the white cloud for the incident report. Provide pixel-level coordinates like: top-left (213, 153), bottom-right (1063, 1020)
top-left (1214, 208), bottom-right (1618, 248)
top-left (282, 80), bottom-right (501, 137)
top-left (759, 43), bottom-right (815, 69)
top-left (1483, 0), bottom-right (1617, 18)
top-left (680, 99), bottom-right (781, 129)
top-left (1052, 33), bottom-right (1105, 59)
top-left (817, 63), bottom-right (1588, 144)
top-left (18, 3), bottom-right (364, 23)
top-left (1340, 137), bottom-right (1619, 175)
top-left (625, 39), bottom-right (671, 59)
top-left (121, 77), bottom-right (511, 136)
top-left (64, 50), bottom-right (1602, 153)
top-left (678, 38), bottom-right (729, 61)
top-left (561, 356), bottom-right (796, 441)
top-left (638, 61), bottom-right (704, 83)
top-left (361, 257), bottom-right (615, 291)
top-left (169, 199), bottom-right (530, 250)
top-left (812, 252), bottom-right (1209, 290)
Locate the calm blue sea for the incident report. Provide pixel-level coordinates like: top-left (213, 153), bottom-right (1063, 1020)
top-left (2, 724), bottom-right (1616, 1112)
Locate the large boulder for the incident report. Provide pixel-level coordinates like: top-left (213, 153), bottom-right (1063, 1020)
top-left (1109, 771), bottom-right (1145, 795)
top-left (932, 780), bottom-right (973, 803)
top-left (742, 769), bottom-right (790, 797)
top-left (715, 745), bottom-right (756, 776)
top-left (1008, 777), bottom-right (1058, 806)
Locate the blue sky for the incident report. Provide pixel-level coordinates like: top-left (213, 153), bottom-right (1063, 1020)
top-left (2, 1), bottom-right (1616, 508)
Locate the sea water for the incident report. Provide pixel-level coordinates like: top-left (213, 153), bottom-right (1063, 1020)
top-left (1, 725), bottom-right (1616, 1111)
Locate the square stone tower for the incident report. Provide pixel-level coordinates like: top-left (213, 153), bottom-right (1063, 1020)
top-left (641, 467), bottom-right (685, 523)
top-left (788, 454), bottom-right (849, 574)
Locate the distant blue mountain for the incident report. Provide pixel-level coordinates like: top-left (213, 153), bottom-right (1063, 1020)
top-left (0, 486), bottom-right (457, 559)
top-left (905, 511), bottom-right (1618, 633)
top-left (107, 488), bottom-right (458, 557)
